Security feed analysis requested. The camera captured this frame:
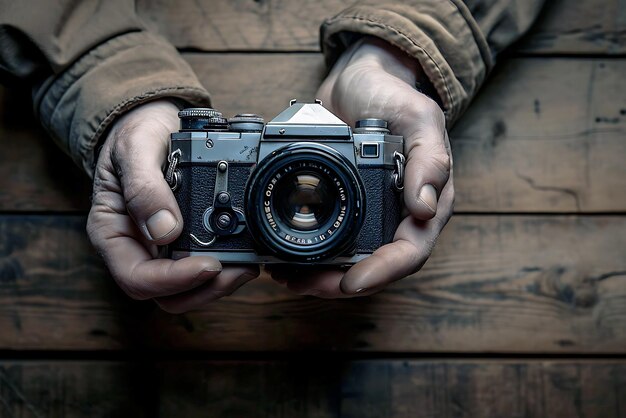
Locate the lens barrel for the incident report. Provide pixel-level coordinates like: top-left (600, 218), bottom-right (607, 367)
top-left (245, 143), bottom-right (365, 262)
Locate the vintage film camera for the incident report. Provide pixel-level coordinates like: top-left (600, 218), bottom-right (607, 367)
top-left (165, 100), bottom-right (405, 265)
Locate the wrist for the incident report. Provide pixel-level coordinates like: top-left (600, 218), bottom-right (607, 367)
top-left (106, 100), bottom-right (179, 140)
top-left (96, 100), bottom-right (179, 168)
top-left (350, 36), bottom-right (441, 107)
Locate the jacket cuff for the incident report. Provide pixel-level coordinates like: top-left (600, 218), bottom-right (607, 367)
top-left (320, 1), bottom-right (492, 124)
top-left (33, 31), bottom-right (211, 178)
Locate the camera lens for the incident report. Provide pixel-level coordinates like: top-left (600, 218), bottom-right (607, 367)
top-left (274, 171), bottom-right (337, 232)
top-left (245, 143), bottom-right (365, 262)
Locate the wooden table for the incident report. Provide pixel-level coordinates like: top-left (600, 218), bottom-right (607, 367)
top-left (1, 0), bottom-right (625, 416)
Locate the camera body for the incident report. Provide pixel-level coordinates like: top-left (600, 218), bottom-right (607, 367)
top-left (167, 100), bottom-right (404, 265)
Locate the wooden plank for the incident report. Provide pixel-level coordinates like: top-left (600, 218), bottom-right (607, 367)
top-left (137, 0), bottom-right (626, 54)
top-left (451, 58), bottom-right (626, 212)
top-left (0, 362), bottom-right (146, 417)
top-left (0, 215), bottom-right (156, 350)
top-left (2, 360), bottom-right (624, 417)
top-left (1, 214), bottom-right (625, 352)
top-left (2, 56), bottom-right (624, 213)
top-left (157, 360), bottom-right (626, 418)
top-left (0, 88), bottom-right (91, 212)
top-left (517, 0), bottom-right (626, 55)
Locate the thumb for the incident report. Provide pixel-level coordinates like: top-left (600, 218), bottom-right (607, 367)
top-left (397, 99), bottom-right (451, 220)
top-left (110, 102), bottom-right (183, 244)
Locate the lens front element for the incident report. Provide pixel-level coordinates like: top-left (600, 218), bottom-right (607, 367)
top-left (246, 143), bottom-right (365, 262)
top-left (275, 171), bottom-right (337, 232)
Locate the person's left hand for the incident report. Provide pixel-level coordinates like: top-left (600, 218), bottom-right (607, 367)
top-left (87, 100), bottom-right (259, 313)
top-left (269, 37), bottom-right (454, 298)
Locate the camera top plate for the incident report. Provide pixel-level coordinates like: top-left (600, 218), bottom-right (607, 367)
top-left (264, 103), bottom-right (352, 139)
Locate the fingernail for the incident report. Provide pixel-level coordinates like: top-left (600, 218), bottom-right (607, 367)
top-left (418, 184), bottom-right (437, 213)
top-left (145, 209), bottom-right (177, 240)
top-left (341, 280), bottom-right (368, 295)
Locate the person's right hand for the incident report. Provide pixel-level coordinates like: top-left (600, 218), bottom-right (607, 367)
top-left (87, 100), bottom-right (259, 313)
top-left (268, 37), bottom-right (454, 298)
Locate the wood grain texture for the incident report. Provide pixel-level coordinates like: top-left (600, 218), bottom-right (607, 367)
top-left (1, 360), bottom-right (624, 418)
top-left (516, 0), bottom-right (626, 55)
top-left (0, 362), bottom-right (147, 417)
top-left (1, 215), bottom-right (624, 352)
top-left (157, 360), bottom-right (626, 418)
top-left (1, 1), bottom-right (623, 412)
top-left (0, 89), bottom-right (91, 212)
top-left (137, 0), bottom-right (626, 54)
top-left (450, 58), bottom-right (626, 212)
top-left (0, 215), bottom-right (150, 350)
top-left (1, 57), bottom-right (624, 213)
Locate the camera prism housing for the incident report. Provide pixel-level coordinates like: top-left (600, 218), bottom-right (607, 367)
top-left (167, 100), bottom-right (405, 265)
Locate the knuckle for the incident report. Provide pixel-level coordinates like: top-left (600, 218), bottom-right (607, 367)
top-left (433, 206), bottom-right (453, 232)
top-left (85, 214), bottom-right (97, 240)
top-left (123, 176), bottom-right (162, 212)
top-left (431, 216), bottom-right (446, 233)
top-left (392, 240), bottom-right (427, 276)
top-left (413, 93), bottom-right (444, 121)
top-left (422, 235), bottom-right (438, 257)
top-left (112, 119), bottom-right (140, 146)
top-left (420, 95), bottom-right (441, 114)
top-left (119, 267), bottom-right (151, 301)
top-left (429, 147), bottom-right (452, 177)
top-left (119, 281), bottom-right (149, 301)
top-left (85, 212), bottom-right (107, 251)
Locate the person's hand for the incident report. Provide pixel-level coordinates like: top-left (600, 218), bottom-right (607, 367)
top-left (269, 37), bottom-right (454, 297)
top-left (87, 100), bottom-right (259, 313)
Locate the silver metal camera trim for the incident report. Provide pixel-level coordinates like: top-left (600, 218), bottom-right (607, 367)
top-left (359, 141), bottom-right (380, 158)
top-left (171, 131), bottom-right (403, 168)
top-left (171, 103), bottom-right (403, 168)
top-left (171, 131), bottom-right (260, 164)
top-left (171, 250), bottom-right (371, 265)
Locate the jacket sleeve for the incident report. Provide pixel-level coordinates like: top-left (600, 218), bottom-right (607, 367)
top-left (320, 0), bottom-right (546, 124)
top-left (0, 1), bottom-right (212, 177)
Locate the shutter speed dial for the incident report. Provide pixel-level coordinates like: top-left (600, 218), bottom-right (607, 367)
top-left (178, 108), bottom-right (228, 131)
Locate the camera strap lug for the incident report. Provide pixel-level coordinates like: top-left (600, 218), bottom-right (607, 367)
top-left (392, 151), bottom-right (406, 192)
top-left (165, 149), bottom-right (182, 191)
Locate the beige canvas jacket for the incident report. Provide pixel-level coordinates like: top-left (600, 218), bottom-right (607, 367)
top-left (0, 0), bottom-right (544, 177)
